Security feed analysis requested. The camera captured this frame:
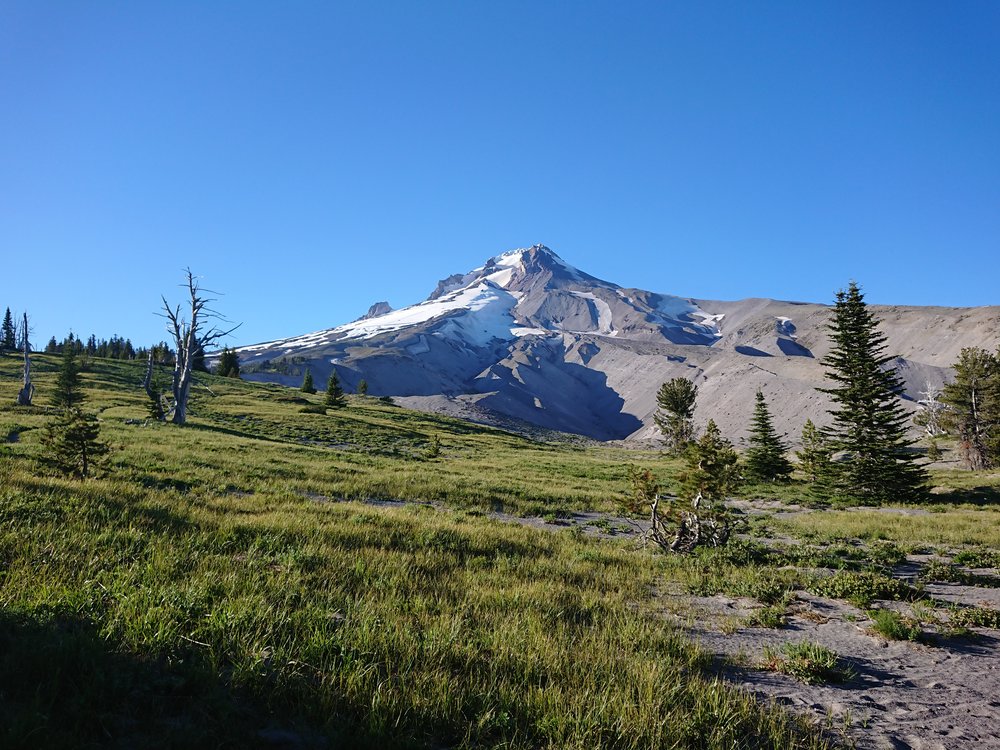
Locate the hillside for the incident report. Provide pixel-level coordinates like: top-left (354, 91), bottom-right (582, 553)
top-left (233, 245), bottom-right (1000, 443)
top-left (6, 355), bottom-right (1000, 747)
top-left (0, 354), bottom-right (837, 749)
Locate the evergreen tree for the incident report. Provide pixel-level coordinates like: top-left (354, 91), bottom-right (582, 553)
top-left (216, 347), bottom-right (241, 378)
top-left (42, 408), bottom-right (109, 479)
top-left (940, 347), bottom-right (1000, 470)
top-left (744, 390), bottom-right (792, 482)
top-left (325, 370), bottom-right (345, 407)
top-left (357, 379), bottom-right (369, 396)
top-left (0, 308), bottom-right (15, 352)
top-left (44, 336), bottom-right (59, 354)
top-left (680, 419), bottom-right (740, 503)
top-left (819, 282), bottom-right (927, 504)
top-left (795, 419), bottom-right (831, 483)
top-left (653, 377), bottom-right (698, 454)
top-left (147, 389), bottom-right (165, 421)
top-left (301, 368), bottom-right (316, 394)
top-left (52, 344), bottom-right (84, 409)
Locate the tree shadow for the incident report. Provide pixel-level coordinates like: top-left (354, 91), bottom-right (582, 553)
top-left (923, 485), bottom-right (1000, 506)
top-left (0, 608), bottom-right (404, 749)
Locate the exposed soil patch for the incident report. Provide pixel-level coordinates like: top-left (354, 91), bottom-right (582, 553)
top-left (679, 576), bottom-right (1000, 749)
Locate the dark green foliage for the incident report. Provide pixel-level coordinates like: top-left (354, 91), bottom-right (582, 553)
top-left (146, 389), bottom-right (165, 421)
top-left (940, 347), bottom-right (1000, 470)
top-left (949, 606), bottom-right (1000, 629)
top-left (45, 333), bottom-right (137, 359)
top-left (654, 377), bottom-right (697, 454)
top-left (300, 368), bottom-right (316, 394)
top-left (809, 571), bottom-right (921, 607)
top-left (744, 390), bottom-right (791, 483)
top-left (868, 609), bottom-right (922, 641)
top-left (795, 419), bottom-right (831, 484)
top-left (216, 347), bottom-right (240, 378)
top-left (51, 345), bottom-right (84, 410)
top-left (299, 404), bottom-right (328, 414)
top-left (1, 308), bottom-right (15, 351)
top-left (926, 438), bottom-right (941, 462)
top-left (818, 282), bottom-right (927, 504)
top-left (764, 641), bottom-right (853, 684)
top-left (41, 408), bottom-right (110, 479)
top-left (425, 434), bottom-right (441, 459)
top-left (357, 378), bottom-right (368, 396)
top-left (325, 370), bottom-right (345, 408)
top-left (191, 342), bottom-right (207, 372)
top-left (681, 419), bottom-right (739, 503)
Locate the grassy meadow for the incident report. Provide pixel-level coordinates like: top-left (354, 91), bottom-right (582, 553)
top-left (3, 354), bottom-right (1000, 747)
top-left (0, 354), bottom-right (834, 749)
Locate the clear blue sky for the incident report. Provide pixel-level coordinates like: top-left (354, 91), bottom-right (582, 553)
top-left (2, 2), bottom-right (998, 348)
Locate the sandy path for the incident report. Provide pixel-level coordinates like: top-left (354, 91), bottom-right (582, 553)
top-left (675, 587), bottom-right (1000, 750)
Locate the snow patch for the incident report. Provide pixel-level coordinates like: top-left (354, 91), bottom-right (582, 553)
top-left (691, 311), bottom-right (725, 337)
top-left (511, 326), bottom-right (555, 338)
top-left (332, 282), bottom-right (516, 347)
top-left (568, 291), bottom-right (617, 336)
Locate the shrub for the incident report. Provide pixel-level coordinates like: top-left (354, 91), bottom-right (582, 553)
top-left (763, 641), bottom-right (852, 684)
top-left (868, 608), bottom-right (922, 641)
top-left (949, 606), bottom-right (1000, 630)
top-left (809, 571), bottom-right (922, 607)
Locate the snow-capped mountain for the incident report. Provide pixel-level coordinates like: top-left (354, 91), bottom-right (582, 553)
top-left (236, 245), bottom-right (1000, 442)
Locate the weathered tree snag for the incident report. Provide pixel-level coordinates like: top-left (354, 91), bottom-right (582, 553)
top-left (142, 349), bottom-right (168, 421)
top-left (159, 269), bottom-right (239, 425)
top-left (15, 313), bottom-right (33, 406)
top-left (645, 493), bottom-right (732, 554)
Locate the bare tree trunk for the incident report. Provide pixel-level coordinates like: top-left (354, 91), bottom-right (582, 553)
top-left (160, 269), bottom-right (239, 425)
top-left (15, 313), bottom-right (33, 406)
top-left (143, 349), bottom-right (155, 397)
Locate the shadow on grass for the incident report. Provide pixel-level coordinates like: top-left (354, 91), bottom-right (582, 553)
top-left (925, 485), bottom-right (1000, 506)
top-left (0, 608), bottom-right (393, 750)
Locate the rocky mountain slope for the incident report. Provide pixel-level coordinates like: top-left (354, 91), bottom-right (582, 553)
top-left (235, 245), bottom-right (1000, 443)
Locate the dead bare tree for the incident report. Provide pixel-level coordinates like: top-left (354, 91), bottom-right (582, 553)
top-left (15, 312), bottom-right (33, 406)
top-left (626, 467), bottom-right (734, 554)
top-left (159, 269), bottom-right (239, 425)
top-left (915, 381), bottom-right (946, 437)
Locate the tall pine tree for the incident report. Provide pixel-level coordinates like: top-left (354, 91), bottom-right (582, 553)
top-left (52, 343), bottom-right (84, 409)
top-left (301, 368), bottom-right (316, 394)
top-left (216, 347), bottom-right (241, 378)
top-left (940, 347), bottom-right (1000, 470)
top-left (819, 282), bottom-right (927, 504)
top-left (653, 377), bottom-right (698, 454)
top-left (42, 408), bottom-right (109, 479)
top-left (681, 420), bottom-right (740, 502)
top-left (325, 370), bottom-right (345, 408)
top-left (796, 419), bottom-right (831, 484)
top-left (744, 390), bottom-right (792, 482)
top-left (0, 308), bottom-right (15, 352)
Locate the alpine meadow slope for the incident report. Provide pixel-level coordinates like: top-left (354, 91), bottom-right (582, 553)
top-left (235, 246), bottom-right (1000, 442)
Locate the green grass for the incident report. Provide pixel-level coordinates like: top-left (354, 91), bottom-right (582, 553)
top-left (0, 356), bottom-right (832, 749)
top-left (2, 355), bottom-right (690, 517)
top-left (772, 506), bottom-right (1000, 549)
top-left (762, 642), bottom-right (853, 685)
top-left (867, 609), bottom-right (922, 641)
